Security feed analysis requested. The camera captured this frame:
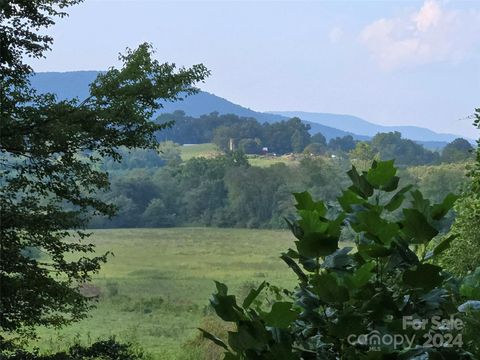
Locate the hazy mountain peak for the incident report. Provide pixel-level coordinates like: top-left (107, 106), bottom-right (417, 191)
top-left (29, 71), bottom-right (466, 145)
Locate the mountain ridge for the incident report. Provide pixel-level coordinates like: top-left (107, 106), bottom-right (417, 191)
top-left (269, 111), bottom-right (466, 143)
top-left (29, 71), bottom-right (465, 144)
top-left (29, 71), bottom-right (366, 141)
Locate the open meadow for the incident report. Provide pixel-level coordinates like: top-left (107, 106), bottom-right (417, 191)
top-left (33, 228), bottom-right (299, 359)
top-left (179, 143), bottom-right (222, 161)
top-left (179, 143), bottom-right (300, 167)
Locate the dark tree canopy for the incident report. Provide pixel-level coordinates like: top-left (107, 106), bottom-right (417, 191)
top-left (158, 112), bottom-right (312, 154)
top-left (328, 135), bottom-right (356, 153)
top-left (441, 137), bottom-right (474, 163)
top-left (0, 0), bottom-right (209, 339)
top-left (370, 131), bottom-right (439, 165)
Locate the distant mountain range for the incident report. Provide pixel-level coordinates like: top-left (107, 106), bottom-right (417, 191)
top-left (30, 71), bottom-right (467, 146)
top-left (29, 71), bottom-right (362, 141)
top-left (269, 111), bottom-right (463, 144)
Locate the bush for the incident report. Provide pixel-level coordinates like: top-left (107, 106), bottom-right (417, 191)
top-left (202, 160), bottom-right (478, 358)
top-left (0, 338), bottom-right (150, 360)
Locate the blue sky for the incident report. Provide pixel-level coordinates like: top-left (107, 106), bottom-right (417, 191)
top-left (30, 0), bottom-right (480, 138)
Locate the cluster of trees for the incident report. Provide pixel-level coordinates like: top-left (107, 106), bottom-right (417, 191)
top-left (441, 137), bottom-right (475, 163)
top-left (438, 109), bottom-right (480, 276)
top-left (92, 151), bottom-right (350, 229)
top-left (157, 111), bottom-right (312, 154)
top-left (351, 131), bottom-right (474, 165)
top-left (157, 111), bottom-right (368, 156)
top-left (158, 111), bottom-right (474, 166)
top-left (90, 144), bottom-right (470, 230)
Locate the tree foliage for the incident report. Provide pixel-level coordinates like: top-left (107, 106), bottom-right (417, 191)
top-left (158, 112), bottom-right (312, 154)
top-left (370, 131), bottom-right (439, 165)
top-left (1, 338), bottom-right (147, 360)
top-left (328, 135), bottom-right (356, 153)
top-left (438, 109), bottom-right (480, 275)
top-left (0, 0), bottom-right (83, 81)
top-left (202, 160), bottom-right (479, 358)
top-left (89, 155), bottom-right (350, 229)
top-left (0, 0), bottom-right (209, 339)
top-left (441, 138), bottom-right (474, 164)
top-left (157, 112), bottom-right (450, 165)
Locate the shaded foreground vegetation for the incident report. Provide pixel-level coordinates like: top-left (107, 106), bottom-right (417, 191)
top-left (202, 160), bottom-right (480, 358)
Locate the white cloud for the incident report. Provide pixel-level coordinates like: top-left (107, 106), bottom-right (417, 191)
top-left (329, 26), bottom-right (343, 44)
top-left (413, 0), bottom-right (442, 32)
top-left (360, 0), bottom-right (480, 70)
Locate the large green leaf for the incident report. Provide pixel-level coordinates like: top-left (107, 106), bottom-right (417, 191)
top-left (199, 328), bottom-right (229, 350)
top-left (432, 234), bottom-right (457, 257)
top-left (327, 213), bottom-right (346, 238)
top-left (401, 209), bottom-right (438, 244)
top-left (312, 272), bottom-right (349, 303)
top-left (366, 160), bottom-right (397, 188)
top-left (228, 323), bottom-right (266, 352)
top-left (293, 191), bottom-right (327, 216)
top-left (409, 190), bottom-right (431, 214)
top-left (431, 193), bottom-right (459, 220)
top-left (210, 282), bottom-right (244, 322)
top-left (352, 210), bottom-right (399, 245)
top-left (350, 261), bottom-right (376, 288)
top-left (357, 243), bottom-right (392, 258)
top-left (347, 166), bottom-right (374, 199)
top-left (297, 210), bottom-right (329, 235)
top-left (295, 234), bottom-right (339, 258)
top-left (338, 189), bottom-right (364, 212)
top-left (242, 281), bottom-right (267, 308)
top-left (263, 302), bottom-right (299, 328)
top-left (381, 175), bottom-right (400, 192)
top-left (384, 185), bottom-right (412, 212)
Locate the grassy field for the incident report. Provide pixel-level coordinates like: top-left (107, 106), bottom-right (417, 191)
top-left (179, 143), bottom-right (222, 161)
top-left (246, 154), bottom-right (299, 167)
top-left (179, 143), bottom-right (298, 167)
top-left (33, 228), bottom-right (298, 359)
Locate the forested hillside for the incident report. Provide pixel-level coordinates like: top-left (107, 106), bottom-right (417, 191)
top-left (30, 71), bottom-right (359, 140)
top-left (89, 140), bottom-right (473, 230)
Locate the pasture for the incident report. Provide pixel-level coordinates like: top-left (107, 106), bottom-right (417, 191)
top-left (179, 143), bottom-right (222, 161)
top-left (179, 143), bottom-right (299, 167)
top-left (33, 228), bottom-right (298, 359)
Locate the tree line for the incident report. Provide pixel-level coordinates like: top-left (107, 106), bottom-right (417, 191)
top-left (90, 145), bottom-right (470, 230)
top-left (157, 111), bottom-right (474, 165)
top-left (91, 151), bottom-right (349, 229)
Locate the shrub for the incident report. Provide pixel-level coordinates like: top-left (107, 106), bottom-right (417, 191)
top-left (0, 338), bottom-right (149, 360)
top-left (202, 160), bottom-right (478, 358)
